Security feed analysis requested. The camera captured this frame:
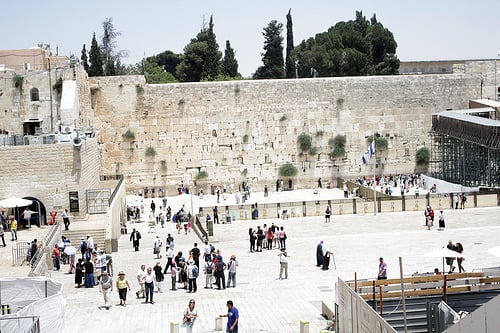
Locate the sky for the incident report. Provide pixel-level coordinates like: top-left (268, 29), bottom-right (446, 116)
top-left (2, 0), bottom-right (500, 77)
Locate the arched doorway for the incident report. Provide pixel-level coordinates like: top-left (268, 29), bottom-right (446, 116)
top-left (22, 197), bottom-right (47, 227)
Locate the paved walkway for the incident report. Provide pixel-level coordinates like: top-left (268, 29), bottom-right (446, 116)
top-left (2, 190), bottom-right (500, 332)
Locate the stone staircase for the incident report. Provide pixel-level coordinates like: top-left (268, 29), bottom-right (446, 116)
top-left (61, 228), bottom-right (106, 251)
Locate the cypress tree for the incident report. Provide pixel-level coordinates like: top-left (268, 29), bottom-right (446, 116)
top-left (88, 33), bottom-right (104, 77)
top-left (80, 44), bottom-right (89, 73)
top-left (285, 9), bottom-right (295, 78)
top-left (222, 40), bottom-right (239, 77)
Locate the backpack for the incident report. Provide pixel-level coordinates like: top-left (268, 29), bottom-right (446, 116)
top-left (210, 244), bottom-right (215, 253)
top-left (215, 261), bottom-right (225, 272)
top-left (192, 265), bottom-right (199, 278)
top-left (206, 263), bottom-right (213, 274)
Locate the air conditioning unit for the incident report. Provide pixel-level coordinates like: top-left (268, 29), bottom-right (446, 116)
top-left (29, 136), bottom-right (41, 145)
top-left (57, 134), bottom-right (71, 143)
top-left (35, 127), bottom-right (43, 135)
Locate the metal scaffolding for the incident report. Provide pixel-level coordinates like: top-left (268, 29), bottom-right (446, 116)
top-left (430, 108), bottom-right (500, 188)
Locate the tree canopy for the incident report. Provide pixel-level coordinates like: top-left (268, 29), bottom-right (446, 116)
top-left (292, 11), bottom-right (399, 77)
top-left (254, 20), bottom-right (285, 79)
top-left (88, 33), bottom-right (104, 77)
top-left (285, 9), bottom-right (295, 78)
top-left (222, 40), bottom-right (239, 78)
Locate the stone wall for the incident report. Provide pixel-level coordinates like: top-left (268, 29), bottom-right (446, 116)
top-left (91, 74), bottom-right (480, 195)
top-left (0, 138), bottom-right (100, 216)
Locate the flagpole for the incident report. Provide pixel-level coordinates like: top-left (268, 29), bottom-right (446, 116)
top-left (373, 138), bottom-right (377, 216)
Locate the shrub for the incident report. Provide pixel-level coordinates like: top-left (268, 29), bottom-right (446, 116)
top-left (367, 133), bottom-right (388, 151)
top-left (145, 146), bottom-right (157, 157)
top-left (13, 74), bottom-right (23, 89)
top-left (415, 147), bottom-right (431, 165)
top-left (122, 129), bottom-right (136, 140)
top-left (328, 135), bottom-right (346, 158)
top-left (297, 133), bottom-right (312, 152)
top-left (278, 163), bottom-right (298, 177)
top-left (195, 170), bottom-right (208, 180)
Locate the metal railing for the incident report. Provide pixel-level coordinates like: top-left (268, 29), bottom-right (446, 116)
top-left (0, 315), bottom-right (40, 333)
top-left (11, 241), bottom-right (31, 266)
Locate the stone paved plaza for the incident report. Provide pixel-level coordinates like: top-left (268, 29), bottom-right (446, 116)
top-left (1, 189), bottom-right (500, 332)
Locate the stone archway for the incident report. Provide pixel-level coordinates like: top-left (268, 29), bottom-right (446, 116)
top-left (23, 196), bottom-right (47, 227)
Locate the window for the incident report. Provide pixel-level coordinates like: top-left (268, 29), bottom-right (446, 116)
top-left (30, 88), bottom-right (39, 101)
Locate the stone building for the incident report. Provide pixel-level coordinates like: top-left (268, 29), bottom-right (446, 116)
top-left (0, 49), bottom-right (499, 218)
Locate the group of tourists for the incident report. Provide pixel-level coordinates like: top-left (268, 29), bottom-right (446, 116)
top-left (248, 223), bottom-right (287, 253)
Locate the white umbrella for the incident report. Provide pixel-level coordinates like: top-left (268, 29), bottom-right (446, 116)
top-left (487, 247), bottom-right (500, 258)
top-left (0, 197), bottom-right (32, 208)
top-left (64, 245), bottom-right (77, 256)
top-left (423, 248), bottom-right (465, 274)
top-left (423, 248), bottom-right (466, 258)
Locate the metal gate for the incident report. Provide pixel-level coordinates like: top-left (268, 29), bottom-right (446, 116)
top-left (86, 189), bottom-right (111, 214)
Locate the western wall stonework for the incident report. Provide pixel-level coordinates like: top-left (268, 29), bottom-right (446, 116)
top-left (91, 74), bottom-right (480, 195)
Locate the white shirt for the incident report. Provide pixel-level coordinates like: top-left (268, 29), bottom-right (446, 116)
top-left (87, 237), bottom-right (94, 250)
top-left (227, 259), bottom-right (238, 273)
top-left (137, 268), bottom-right (146, 283)
top-left (144, 271), bottom-right (155, 283)
top-left (204, 244), bottom-right (212, 255)
top-left (165, 247), bottom-right (173, 258)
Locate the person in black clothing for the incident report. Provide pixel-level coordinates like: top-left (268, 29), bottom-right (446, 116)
top-left (455, 242), bottom-right (465, 273)
top-left (256, 226), bottom-right (264, 252)
top-left (150, 200), bottom-right (156, 215)
top-left (130, 228), bottom-right (141, 251)
top-left (191, 243), bottom-right (201, 269)
top-left (215, 256), bottom-right (226, 290)
top-left (213, 207), bottom-right (219, 224)
top-left (446, 240), bottom-right (456, 273)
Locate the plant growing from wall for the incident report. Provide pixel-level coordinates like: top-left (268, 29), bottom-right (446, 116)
top-left (415, 147), bottom-right (430, 165)
top-left (297, 133), bottom-right (312, 153)
top-left (122, 129), bottom-right (136, 141)
top-left (178, 98), bottom-right (185, 106)
top-left (315, 130), bottom-right (324, 137)
top-left (328, 134), bottom-right (347, 159)
top-left (145, 146), bottom-right (157, 157)
top-left (136, 84), bottom-right (144, 94)
top-left (12, 74), bottom-right (24, 90)
top-left (278, 162), bottom-right (298, 177)
top-left (241, 168), bottom-right (248, 177)
top-left (279, 114), bottom-right (287, 122)
top-left (195, 170), bottom-right (208, 180)
top-left (242, 134), bottom-right (249, 143)
top-left (367, 133), bottom-right (388, 151)
top-left (160, 159), bottom-right (167, 171)
top-left (53, 78), bottom-right (63, 96)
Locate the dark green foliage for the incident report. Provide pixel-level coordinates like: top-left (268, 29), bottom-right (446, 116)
top-left (147, 50), bottom-right (183, 78)
top-left (176, 15), bottom-right (222, 82)
top-left (328, 135), bottom-right (346, 158)
top-left (297, 133), bottom-right (312, 152)
top-left (254, 20), bottom-right (285, 79)
top-left (285, 9), bottom-right (295, 78)
top-left (222, 40), bottom-right (239, 77)
top-left (81, 44), bottom-right (89, 72)
top-left (292, 11), bottom-right (399, 77)
top-left (12, 74), bottom-right (23, 89)
top-left (279, 163), bottom-right (298, 177)
top-left (367, 133), bottom-right (388, 151)
top-left (415, 147), bottom-right (431, 165)
top-left (196, 170), bottom-right (208, 180)
top-left (128, 60), bottom-right (176, 84)
top-left (88, 33), bottom-right (104, 77)
top-left (100, 18), bottom-right (128, 76)
top-left (122, 129), bottom-right (136, 140)
top-left (145, 146), bottom-right (157, 157)
top-left (53, 78), bottom-right (63, 96)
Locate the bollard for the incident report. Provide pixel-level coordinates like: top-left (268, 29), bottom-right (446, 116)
top-left (169, 321), bottom-right (179, 333)
top-left (300, 320), bottom-right (310, 333)
top-left (215, 316), bottom-right (223, 331)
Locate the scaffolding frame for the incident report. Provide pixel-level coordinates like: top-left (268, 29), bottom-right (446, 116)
top-left (430, 110), bottom-right (500, 188)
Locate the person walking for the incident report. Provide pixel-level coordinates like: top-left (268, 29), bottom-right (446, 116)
top-left (153, 261), bottom-right (164, 293)
top-left (438, 210), bottom-right (445, 230)
top-left (9, 216), bottom-right (17, 241)
top-left (322, 243), bottom-right (333, 270)
top-left (130, 228), bottom-right (141, 251)
top-left (143, 266), bottom-right (156, 304)
top-left (182, 299), bottom-right (198, 333)
top-left (226, 254), bottom-right (238, 288)
top-left (325, 205), bottom-right (331, 222)
top-left (378, 257), bottom-right (387, 280)
top-left (446, 240), bottom-right (456, 273)
top-left (220, 300), bottom-right (239, 333)
top-left (186, 260), bottom-right (198, 293)
top-left (116, 271), bottom-right (131, 306)
top-left (316, 241), bottom-right (324, 267)
top-left (278, 226), bottom-right (287, 249)
top-left (455, 242), bottom-right (465, 273)
top-left (0, 222), bottom-right (6, 247)
top-left (53, 244), bottom-right (61, 271)
top-left (170, 261), bottom-right (178, 290)
top-left (99, 271), bottom-right (113, 310)
top-left (62, 209), bottom-right (70, 231)
top-left (136, 264), bottom-right (146, 299)
top-left (204, 258), bottom-right (215, 289)
top-left (278, 248), bottom-right (289, 280)
top-left (153, 235), bottom-right (162, 259)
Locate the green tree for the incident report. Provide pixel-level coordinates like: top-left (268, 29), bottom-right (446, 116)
top-left (176, 15), bottom-right (222, 82)
top-left (279, 162), bottom-right (298, 177)
top-left (222, 40), bottom-right (239, 77)
top-left (80, 44), bottom-right (89, 73)
top-left (254, 20), bottom-right (285, 79)
top-left (127, 60), bottom-right (176, 83)
top-left (415, 147), bottom-right (431, 165)
top-left (88, 33), bottom-right (104, 77)
top-left (292, 11), bottom-right (399, 77)
top-left (147, 50), bottom-right (183, 78)
top-left (285, 9), bottom-right (295, 78)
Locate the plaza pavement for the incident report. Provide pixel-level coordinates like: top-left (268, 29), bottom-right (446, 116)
top-left (2, 188), bottom-right (500, 333)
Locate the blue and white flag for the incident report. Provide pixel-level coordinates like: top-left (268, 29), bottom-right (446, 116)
top-left (361, 141), bottom-right (375, 165)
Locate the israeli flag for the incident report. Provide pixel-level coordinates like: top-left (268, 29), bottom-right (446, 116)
top-left (361, 141), bottom-right (375, 165)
